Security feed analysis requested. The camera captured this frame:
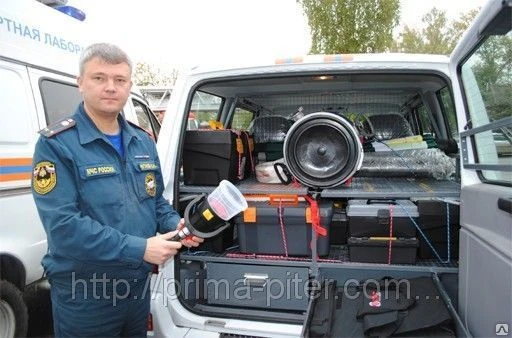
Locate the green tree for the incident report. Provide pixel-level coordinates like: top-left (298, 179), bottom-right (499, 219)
top-left (472, 35), bottom-right (512, 121)
top-left (447, 8), bottom-right (480, 47)
top-left (133, 62), bottom-right (178, 86)
top-left (301, 0), bottom-right (400, 54)
top-left (396, 8), bottom-right (479, 54)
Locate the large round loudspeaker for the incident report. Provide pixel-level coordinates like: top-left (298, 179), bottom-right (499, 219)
top-left (284, 112), bottom-right (363, 188)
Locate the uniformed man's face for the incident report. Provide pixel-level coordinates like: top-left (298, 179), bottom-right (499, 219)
top-left (77, 57), bottom-right (132, 117)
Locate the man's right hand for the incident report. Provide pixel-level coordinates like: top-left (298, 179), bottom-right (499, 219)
top-left (143, 231), bottom-right (183, 265)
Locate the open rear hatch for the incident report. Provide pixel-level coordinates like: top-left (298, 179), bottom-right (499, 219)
top-left (173, 69), bottom-right (464, 332)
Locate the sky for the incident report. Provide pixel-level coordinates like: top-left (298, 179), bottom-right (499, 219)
top-left (67, 0), bottom-right (488, 72)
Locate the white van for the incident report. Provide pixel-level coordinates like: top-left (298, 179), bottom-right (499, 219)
top-left (0, 0), bottom-right (160, 336)
top-left (154, 1), bottom-right (511, 337)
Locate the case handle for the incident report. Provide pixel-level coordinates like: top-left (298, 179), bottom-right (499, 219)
top-left (269, 194), bottom-right (299, 206)
top-left (367, 199), bottom-right (396, 205)
top-left (243, 273), bottom-right (269, 287)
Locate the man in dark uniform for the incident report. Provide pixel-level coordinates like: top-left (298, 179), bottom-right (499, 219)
top-left (31, 42), bottom-right (203, 337)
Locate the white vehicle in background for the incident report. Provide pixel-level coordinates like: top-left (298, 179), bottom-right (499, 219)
top-left (0, 0), bottom-right (160, 336)
top-left (153, 0), bottom-right (511, 337)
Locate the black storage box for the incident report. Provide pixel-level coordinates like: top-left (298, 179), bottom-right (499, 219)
top-left (330, 203), bottom-right (348, 245)
top-left (240, 131), bottom-right (255, 178)
top-left (237, 200), bottom-right (333, 256)
top-left (417, 200), bottom-right (460, 259)
top-left (347, 199), bottom-right (418, 238)
top-left (348, 237), bottom-right (419, 264)
top-left (198, 222), bottom-right (235, 253)
top-left (183, 130), bottom-right (243, 185)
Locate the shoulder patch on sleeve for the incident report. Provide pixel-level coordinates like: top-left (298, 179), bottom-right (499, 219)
top-left (39, 118), bottom-right (76, 137)
top-left (33, 161), bottom-right (57, 194)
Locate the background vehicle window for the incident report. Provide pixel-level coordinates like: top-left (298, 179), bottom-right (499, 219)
top-left (0, 65), bottom-right (33, 145)
top-left (189, 91), bottom-right (222, 129)
top-left (438, 87), bottom-right (458, 139)
top-left (40, 79), bottom-right (82, 125)
top-left (133, 99), bottom-right (160, 140)
top-left (39, 79), bottom-right (161, 142)
top-left (461, 31), bottom-right (512, 183)
top-left (231, 107), bottom-right (253, 130)
top-left (416, 105), bottom-right (435, 136)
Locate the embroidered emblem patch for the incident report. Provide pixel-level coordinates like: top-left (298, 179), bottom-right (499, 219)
top-left (139, 162), bottom-right (158, 171)
top-left (145, 173), bottom-right (156, 197)
top-left (33, 161), bottom-right (56, 194)
top-left (85, 165), bottom-right (116, 177)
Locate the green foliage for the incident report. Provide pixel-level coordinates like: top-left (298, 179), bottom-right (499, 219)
top-left (448, 9), bottom-right (480, 46)
top-left (133, 62), bottom-right (178, 86)
top-left (395, 8), bottom-right (479, 54)
top-left (301, 0), bottom-right (400, 53)
top-left (231, 109), bottom-right (254, 130)
top-left (472, 35), bottom-right (512, 121)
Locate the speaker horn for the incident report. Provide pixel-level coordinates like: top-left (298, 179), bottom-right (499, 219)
top-left (284, 112), bottom-right (363, 188)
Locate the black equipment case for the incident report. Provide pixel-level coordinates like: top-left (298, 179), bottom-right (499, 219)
top-left (183, 129), bottom-right (247, 186)
top-left (347, 199), bottom-right (418, 238)
top-left (347, 237), bottom-right (419, 264)
top-left (236, 198), bottom-right (333, 256)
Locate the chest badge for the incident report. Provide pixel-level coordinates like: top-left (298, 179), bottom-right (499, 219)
top-left (145, 173), bottom-right (156, 197)
top-left (33, 161), bottom-right (57, 194)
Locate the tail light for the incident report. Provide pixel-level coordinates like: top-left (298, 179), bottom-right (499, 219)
top-left (147, 313), bottom-right (154, 332)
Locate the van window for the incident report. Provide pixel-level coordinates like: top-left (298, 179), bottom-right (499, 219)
top-left (0, 65), bottom-right (33, 144)
top-left (438, 87), bottom-right (458, 139)
top-left (189, 91), bottom-right (222, 129)
top-left (132, 98), bottom-right (160, 140)
top-left (40, 79), bottom-right (82, 125)
top-left (231, 107), bottom-right (253, 130)
top-left (461, 31), bottom-right (512, 183)
top-left (417, 105), bottom-right (435, 136)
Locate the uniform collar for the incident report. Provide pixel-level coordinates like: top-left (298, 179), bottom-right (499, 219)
top-left (73, 102), bottom-right (141, 145)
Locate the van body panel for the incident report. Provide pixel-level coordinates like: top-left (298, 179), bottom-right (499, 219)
top-left (0, 0), bottom-right (92, 77)
top-left (449, 1), bottom-right (512, 335)
top-left (459, 184), bottom-right (512, 337)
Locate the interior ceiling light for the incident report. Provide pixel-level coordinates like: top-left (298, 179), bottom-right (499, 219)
top-left (313, 75), bottom-right (334, 81)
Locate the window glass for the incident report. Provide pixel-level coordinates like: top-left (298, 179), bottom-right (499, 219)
top-left (40, 79), bottom-right (82, 125)
top-left (0, 66), bottom-right (32, 144)
top-left (461, 31), bottom-right (512, 183)
top-left (417, 105), bottom-right (434, 136)
top-left (438, 87), bottom-right (458, 139)
top-left (132, 99), bottom-right (160, 140)
top-left (231, 107), bottom-right (253, 130)
top-left (189, 91), bottom-right (222, 129)
top-left (40, 78), bottom-right (160, 140)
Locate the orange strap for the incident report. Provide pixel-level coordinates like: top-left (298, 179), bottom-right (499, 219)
top-left (303, 195), bottom-right (327, 237)
top-left (269, 194), bottom-right (298, 206)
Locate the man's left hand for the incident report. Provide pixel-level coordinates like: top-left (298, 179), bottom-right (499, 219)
top-left (181, 235), bottom-right (204, 248)
top-left (176, 218), bottom-right (204, 248)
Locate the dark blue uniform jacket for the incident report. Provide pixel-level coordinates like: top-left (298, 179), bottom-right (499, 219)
top-left (32, 103), bottom-right (180, 282)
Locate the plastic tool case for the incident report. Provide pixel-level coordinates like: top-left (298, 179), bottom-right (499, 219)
top-left (183, 130), bottom-right (245, 185)
top-left (236, 199), bottom-right (333, 256)
top-left (347, 199), bottom-right (419, 238)
top-left (347, 237), bottom-right (419, 264)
